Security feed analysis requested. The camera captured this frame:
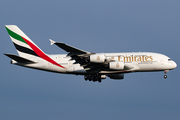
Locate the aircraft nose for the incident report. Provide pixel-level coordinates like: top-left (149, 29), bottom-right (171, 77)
top-left (172, 61), bottom-right (177, 69)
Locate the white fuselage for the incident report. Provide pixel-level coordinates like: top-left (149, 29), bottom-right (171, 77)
top-left (5, 25), bottom-right (177, 81)
top-left (12, 52), bottom-right (177, 75)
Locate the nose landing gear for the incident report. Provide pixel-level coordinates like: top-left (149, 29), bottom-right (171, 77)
top-left (164, 70), bottom-right (169, 79)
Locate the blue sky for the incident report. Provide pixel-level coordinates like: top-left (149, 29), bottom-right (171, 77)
top-left (0, 0), bottom-right (180, 120)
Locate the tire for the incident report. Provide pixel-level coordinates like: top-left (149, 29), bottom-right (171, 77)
top-left (164, 75), bottom-right (167, 79)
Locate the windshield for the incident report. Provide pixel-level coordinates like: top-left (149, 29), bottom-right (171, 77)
top-left (168, 59), bottom-right (172, 61)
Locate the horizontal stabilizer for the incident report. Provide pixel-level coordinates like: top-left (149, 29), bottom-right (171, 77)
top-left (49, 39), bottom-right (90, 54)
top-left (4, 53), bottom-right (36, 64)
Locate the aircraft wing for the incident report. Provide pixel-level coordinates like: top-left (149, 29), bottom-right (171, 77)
top-left (50, 39), bottom-right (90, 54)
top-left (50, 39), bottom-right (106, 72)
top-left (50, 40), bottom-right (135, 73)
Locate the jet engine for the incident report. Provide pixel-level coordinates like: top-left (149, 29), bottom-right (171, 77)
top-left (109, 62), bottom-right (124, 70)
top-left (90, 54), bottom-right (106, 63)
top-left (108, 74), bottom-right (124, 80)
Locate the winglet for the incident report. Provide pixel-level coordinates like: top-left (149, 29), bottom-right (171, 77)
top-left (49, 39), bottom-right (55, 45)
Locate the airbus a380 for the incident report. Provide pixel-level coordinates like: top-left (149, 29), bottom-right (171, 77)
top-left (4, 25), bottom-right (177, 82)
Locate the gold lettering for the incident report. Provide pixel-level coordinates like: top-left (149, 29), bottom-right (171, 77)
top-left (142, 55), bottom-right (145, 61)
top-left (131, 55), bottom-right (133, 61)
top-left (145, 56), bottom-right (149, 61)
top-left (145, 56), bottom-right (148, 61)
top-left (109, 57), bottom-right (114, 60)
top-left (150, 56), bottom-right (153, 61)
top-left (120, 55), bottom-right (124, 62)
top-left (136, 56), bottom-right (141, 61)
top-left (124, 56), bottom-right (131, 62)
top-left (145, 56), bottom-right (153, 61)
top-left (116, 63), bottom-right (120, 68)
top-left (134, 56), bottom-right (137, 62)
top-left (118, 56), bottom-right (120, 61)
top-left (97, 56), bottom-right (100, 60)
top-left (117, 55), bottom-right (153, 62)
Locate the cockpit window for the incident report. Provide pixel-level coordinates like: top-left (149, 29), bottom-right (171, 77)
top-left (168, 59), bottom-right (172, 61)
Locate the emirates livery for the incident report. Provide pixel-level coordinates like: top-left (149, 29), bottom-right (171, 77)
top-left (4, 25), bottom-right (177, 82)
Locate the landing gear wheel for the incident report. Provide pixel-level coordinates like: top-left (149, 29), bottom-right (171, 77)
top-left (164, 70), bottom-right (169, 79)
top-left (164, 75), bottom-right (167, 79)
top-left (84, 75), bottom-right (88, 81)
top-left (84, 74), bottom-right (102, 82)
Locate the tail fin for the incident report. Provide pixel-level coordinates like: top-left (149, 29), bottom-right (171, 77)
top-left (5, 25), bottom-right (45, 58)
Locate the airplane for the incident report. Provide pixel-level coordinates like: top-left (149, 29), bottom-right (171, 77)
top-left (4, 25), bottom-right (177, 82)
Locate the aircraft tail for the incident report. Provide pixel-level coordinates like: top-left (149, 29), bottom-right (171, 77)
top-left (5, 25), bottom-right (45, 58)
top-left (5, 25), bottom-right (66, 69)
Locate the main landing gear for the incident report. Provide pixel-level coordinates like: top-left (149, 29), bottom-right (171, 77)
top-left (84, 74), bottom-right (102, 83)
top-left (164, 70), bottom-right (169, 79)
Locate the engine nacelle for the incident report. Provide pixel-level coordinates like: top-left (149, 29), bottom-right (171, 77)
top-left (108, 74), bottom-right (124, 80)
top-left (109, 62), bottom-right (124, 70)
top-left (90, 54), bottom-right (106, 63)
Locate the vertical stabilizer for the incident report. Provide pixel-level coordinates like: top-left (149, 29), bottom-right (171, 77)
top-left (5, 25), bottom-right (45, 58)
top-left (5, 25), bottom-right (66, 69)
